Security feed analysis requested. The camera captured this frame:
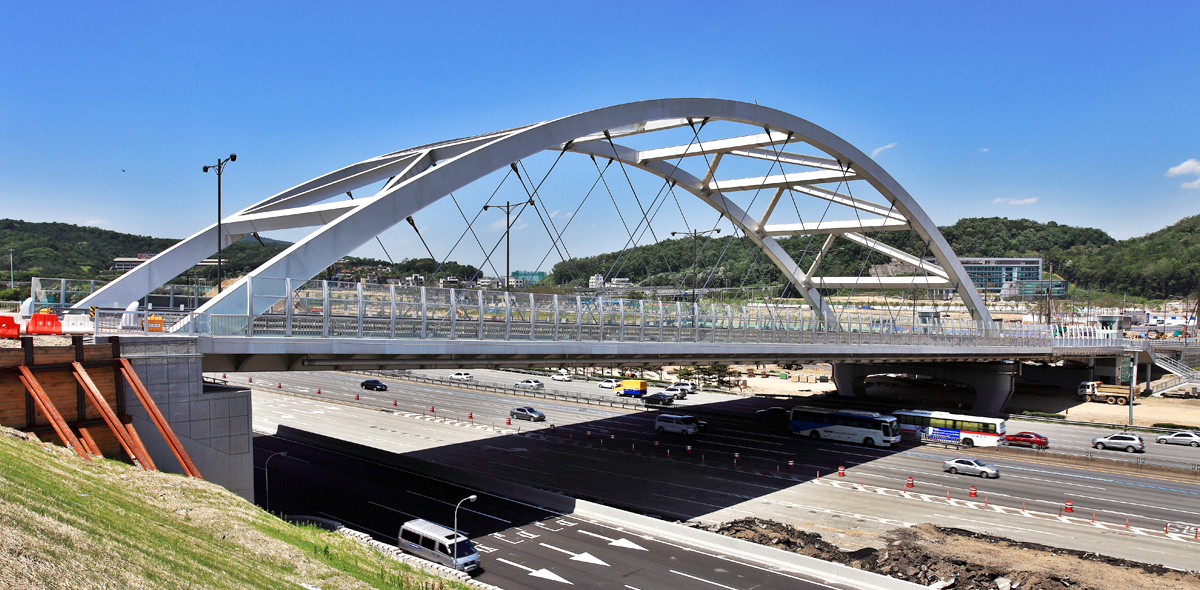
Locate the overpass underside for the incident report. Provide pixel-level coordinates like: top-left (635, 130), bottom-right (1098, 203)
top-left (192, 336), bottom-right (1059, 373)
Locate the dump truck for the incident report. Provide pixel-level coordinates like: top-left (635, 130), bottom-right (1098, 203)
top-left (1077, 381), bottom-right (1137, 405)
top-left (615, 379), bottom-right (648, 397)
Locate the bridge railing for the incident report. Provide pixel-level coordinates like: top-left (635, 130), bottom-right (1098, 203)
top-left (92, 279), bottom-right (1061, 347)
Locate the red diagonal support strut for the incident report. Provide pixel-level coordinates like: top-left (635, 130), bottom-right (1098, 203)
top-left (17, 366), bottom-right (89, 461)
top-left (71, 362), bottom-right (150, 470)
top-left (117, 358), bottom-right (202, 479)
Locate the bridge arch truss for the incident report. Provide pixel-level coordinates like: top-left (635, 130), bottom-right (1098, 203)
top-left (77, 98), bottom-right (991, 324)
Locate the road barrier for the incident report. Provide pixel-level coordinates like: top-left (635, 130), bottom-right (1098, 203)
top-left (1065, 500), bottom-right (1074, 513)
top-left (838, 466), bottom-right (845, 477)
top-left (906, 476), bottom-right (914, 488)
top-left (969, 485), bottom-right (977, 497)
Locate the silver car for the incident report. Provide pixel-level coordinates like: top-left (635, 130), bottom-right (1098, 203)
top-left (1092, 432), bottom-right (1145, 453)
top-left (942, 458), bottom-right (1000, 478)
top-left (514, 379), bottom-right (545, 390)
top-left (1155, 431), bottom-right (1200, 447)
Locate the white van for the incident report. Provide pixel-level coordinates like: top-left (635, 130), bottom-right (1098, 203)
top-left (655, 414), bottom-right (702, 435)
top-left (397, 518), bottom-right (481, 572)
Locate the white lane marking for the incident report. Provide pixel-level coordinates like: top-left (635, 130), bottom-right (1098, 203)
top-left (539, 542), bottom-right (609, 566)
top-left (367, 501), bottom-right (423, 522)
top-left (577, 529), bottom-right (647, 550)
top-left (405, 491), bottom-right (511, 523)
top-left (1069, 494), bottom-right (1200, 518)
top-left (933, 514), bottom-right (1062, 536)
top-left (495, 558), bottom-right (573, 584)
top-left (669, 569), bottom-right (740, 590)
top-left (624, 586), bottom-right (643, 590)
top-left (650, 493), bottom-right (754, 513)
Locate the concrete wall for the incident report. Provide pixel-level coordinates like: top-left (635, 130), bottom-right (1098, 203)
top-left (112, 336), bottom-right (253, 501)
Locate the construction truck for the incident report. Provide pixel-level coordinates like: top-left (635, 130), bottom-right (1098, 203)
top-left (615, 379), bottom-right (648, 397)
top-left (1077, 381), bottom-right (1138, 405)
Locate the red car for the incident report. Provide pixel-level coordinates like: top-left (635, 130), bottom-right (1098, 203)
top-left (1003, 431), bottom-right (1048, 449)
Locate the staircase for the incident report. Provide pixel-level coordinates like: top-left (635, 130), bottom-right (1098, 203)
top-left (1154, 355), bottom-right (1199, 381)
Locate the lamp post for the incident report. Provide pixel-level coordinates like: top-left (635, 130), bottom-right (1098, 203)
top-left (482, 200), bottom-right (532, 290)
top-left (263, 450), bottom-right (287, 513)
top-left (8, 248), bottom-right (12, 289)
top-left (670, 229), bottom-right (720, 303)
top-left (453, 494), bottom-right (477, 569)
top-left (203, 154), bottom-right (237, 293)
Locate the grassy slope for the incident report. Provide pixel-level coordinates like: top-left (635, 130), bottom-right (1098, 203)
top-left (0, 427), bottom-right (467, 590)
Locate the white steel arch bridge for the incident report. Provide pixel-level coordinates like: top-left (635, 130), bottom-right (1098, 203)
top-left (76, 98), bottom-right (991, 326)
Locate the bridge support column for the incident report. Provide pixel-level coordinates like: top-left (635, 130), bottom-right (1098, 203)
top-left (831, 363), bottom-right (869, 397)
top-left (964, 371), bottom-right (1016, 415)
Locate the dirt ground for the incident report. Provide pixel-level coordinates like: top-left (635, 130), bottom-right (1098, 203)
top-left (709, 519), bottom-right (1200, 590)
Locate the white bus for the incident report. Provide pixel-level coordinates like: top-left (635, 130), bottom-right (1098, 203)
top-left (891, 409), bottom-right (1006, 447)
top-left (790, 407), bottom-right (901, 447)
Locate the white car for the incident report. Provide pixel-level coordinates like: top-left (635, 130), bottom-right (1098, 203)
top-left (449, 372), bottom-right (473, 381)
top-left (670, 381), bottom-right (697, 393)
top-left (598, 379), bottom-right (621, 389)
top-left (514, 379), bottom-right (545, 390)
top-left (663, 385), bottom-right (688, 399)
top-left (1156, 431), bottom-right (1200, 447)
top-left (551, 373), bottom-right (573, 382)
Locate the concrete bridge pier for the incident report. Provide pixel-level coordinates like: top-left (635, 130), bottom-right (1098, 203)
top-left (831, 361), bottom-right (1018, 414)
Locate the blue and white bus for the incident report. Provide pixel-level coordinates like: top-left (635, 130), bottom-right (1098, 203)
top-left (891, 409), bottom-right (1006, 447)
top-left (789, 407), bottom-right (901, 447)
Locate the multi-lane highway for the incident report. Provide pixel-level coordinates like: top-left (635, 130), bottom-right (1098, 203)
top-left (256, 430), bottom-right (848, 590)
top-left (232, 368), bottom-right (1200, 573)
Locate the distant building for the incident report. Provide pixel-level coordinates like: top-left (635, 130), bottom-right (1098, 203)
top-left (438, 276), bottom-right (461, 288)
top-left (609, 278), bottom-right (632, 288)
top-left (511, 270), bottom-right (546, 284)
top-left (957, 257), bottom-right (1043, 295)
top-left (476, 277), bottom-right (502, 289)
top-left (588, 274), bottom-right (605, 289)
top-left (503, 276), bottom-right (526, 289)
top-left (113, 254), bottom-right (219, 272)
top-left (999, 279), bottom-right (1068, 300)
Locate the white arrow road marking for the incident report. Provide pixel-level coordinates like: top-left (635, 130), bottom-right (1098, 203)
top-left (495, 558), bottom-right (573, 584)
top-left (578, 529), bottom-right (647, 550)
top-left (539, 543), bottom-right (609, 566)
top-left (670, 569), bottom-right (740, 589)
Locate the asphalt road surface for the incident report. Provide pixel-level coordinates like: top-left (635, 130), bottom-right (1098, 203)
top-left (229, 369), bottom-right (1200, 571)
top-left (255, 434), bottom-right (847, 590)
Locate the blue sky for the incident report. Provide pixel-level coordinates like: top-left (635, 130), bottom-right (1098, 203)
top-left (2, 1), bottom-right (1198, 275)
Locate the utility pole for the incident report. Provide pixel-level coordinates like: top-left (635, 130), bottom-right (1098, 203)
top-left (483, 200), bottom-right (532, 291)
top-left (670, 228), bottom-right (720, 303)
top-left (203, 154), bottom-right (237, 293)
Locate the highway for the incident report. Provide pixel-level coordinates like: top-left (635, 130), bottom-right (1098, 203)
top-left (255, 432), bottom-right (844, 590)
top-left (230, 369), bottom-right (1200, 573)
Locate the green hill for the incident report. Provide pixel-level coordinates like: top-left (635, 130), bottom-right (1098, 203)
top-left (0, 425), bottom-right (465, 589)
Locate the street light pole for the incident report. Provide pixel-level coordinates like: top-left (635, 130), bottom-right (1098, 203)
top-left (8, 248), bottom-right (12, 289)
top-left (453, 494), bottom-right (477, 570)
top-left (263, 450), bottom-right (287, 513)
top-left (482, 200), bottom-right (532, 290)
top-left (203, 154), bottom-right (237, 294)
top-left (670, 229), bottom-right (720, 304)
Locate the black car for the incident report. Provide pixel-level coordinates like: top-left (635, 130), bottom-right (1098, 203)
top-left (510, 406), bottom-right (546, 421)
top-left (642, 393), bottom-right (675, 406)
top-left (360, 379), bottom-right (388, 391)
top-left (756, 406), bottom-right (789, 420)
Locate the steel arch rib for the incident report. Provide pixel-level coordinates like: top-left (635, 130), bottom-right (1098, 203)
top-left (74, 98), bottom-right (990, 324)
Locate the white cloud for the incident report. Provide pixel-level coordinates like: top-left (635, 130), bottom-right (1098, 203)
top-left (84, 219), bottom-right (108, 227)
top-left (978, 148), bottom-right (989, 154)
top-left (991, 197), bottom-right (1039, 206)
top-left (1166, 159), bottom-right (1200, 189)
top-left (1165, 158), bottom-right (1200, 177)
top-left (871, 142), bottom-right (898, 158)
